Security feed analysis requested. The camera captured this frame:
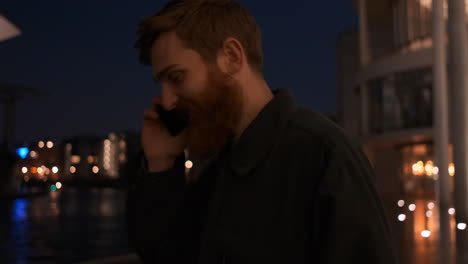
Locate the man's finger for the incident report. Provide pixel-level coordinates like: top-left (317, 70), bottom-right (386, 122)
top-left (143, 109), bottom-right (159, 121)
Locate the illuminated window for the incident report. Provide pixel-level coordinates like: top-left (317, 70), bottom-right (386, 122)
top-left (119, 153), bottom-right (126, 163)
top-left (71, 155), bottom-right (81, 164)
top-left (119, 140), bottom-right (126, 149)
top-left (368, 68), bottom-right (433, 133)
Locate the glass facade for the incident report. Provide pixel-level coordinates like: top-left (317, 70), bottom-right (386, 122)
top-left (392, 0), bottom-right (468, 50)
top-left (368, 67), bottom-right (433, 134)
top-left (393, 0), bottom-right (435, 49)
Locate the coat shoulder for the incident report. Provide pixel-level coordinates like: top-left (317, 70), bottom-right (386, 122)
top-left (284, 106), bottom-right (353, 151)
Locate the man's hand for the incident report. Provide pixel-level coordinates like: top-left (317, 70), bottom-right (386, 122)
top-left (142, 96), bottom-right (188, 172)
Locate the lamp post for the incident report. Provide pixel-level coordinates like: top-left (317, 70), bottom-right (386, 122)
top-left (447, 0), bottom-right (468, 263)
top-left (432, 0), bottom-right (451, 262)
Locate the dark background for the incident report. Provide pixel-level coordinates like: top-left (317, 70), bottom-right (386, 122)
top-left (0, 0), bottom-right (356, 144)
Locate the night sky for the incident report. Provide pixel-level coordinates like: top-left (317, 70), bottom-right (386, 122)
top-left (0, 1), bottom-right (357, 145)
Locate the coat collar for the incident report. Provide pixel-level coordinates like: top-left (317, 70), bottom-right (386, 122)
top-left (222, 88), bottom-right (297, 177)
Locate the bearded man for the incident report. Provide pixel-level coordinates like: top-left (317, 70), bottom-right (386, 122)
top-left (126, 1), bottom-right (398, 263)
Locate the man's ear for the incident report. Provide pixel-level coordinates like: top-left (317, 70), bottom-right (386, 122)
top-left (217, 37), bottom-right (245, 74)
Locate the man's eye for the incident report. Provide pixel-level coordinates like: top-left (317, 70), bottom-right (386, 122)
top-left (170, 72), bottom-right (184, 83)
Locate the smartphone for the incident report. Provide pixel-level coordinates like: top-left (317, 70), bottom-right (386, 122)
top-left (155, 105), bottom-right (188, 137)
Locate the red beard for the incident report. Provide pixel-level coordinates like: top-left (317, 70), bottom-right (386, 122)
top-left (177, 66), bottom-right (244, 161)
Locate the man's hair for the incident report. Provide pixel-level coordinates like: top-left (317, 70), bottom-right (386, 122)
top-left (135, 0), bottom-right (263, 75)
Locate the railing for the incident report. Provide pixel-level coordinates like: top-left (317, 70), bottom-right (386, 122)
top-left (76, 253), bottom-right (140, 264)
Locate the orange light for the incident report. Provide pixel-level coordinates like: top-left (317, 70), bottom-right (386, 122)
top-left (449, 163), bottom-right (455, 176)
top-left (119, 153), bottom-right (126, 162)
top-left (71, 155), bottom-right (81, 164)
top-left (425, 161), bottom-right (434, 176)
top-left (31, 167), bottom-right (37, 174)
top-left (185, 160), bottom-right (193, 169)
top-left (412, 161), bottom-right (426, 176)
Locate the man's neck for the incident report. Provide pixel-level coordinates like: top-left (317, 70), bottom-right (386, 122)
top-left (234, 79), bottom-right (274, 139)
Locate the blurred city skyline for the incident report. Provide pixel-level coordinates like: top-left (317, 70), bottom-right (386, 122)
top-left (0, 0), bottom-right (357, 145)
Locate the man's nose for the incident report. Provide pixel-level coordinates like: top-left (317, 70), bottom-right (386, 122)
top-left (161, 86), bottom-right (178, 111)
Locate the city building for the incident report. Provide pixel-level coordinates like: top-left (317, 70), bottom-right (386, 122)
top-left (15, 131), bottom-right (141, 189)
top-left (62, 131), bottom-right (140, 183)
top-left (338, 0), bottom-right (456, 204)
top-left (337, 0), bottom-right (468, 262)
top-left (63, 136), bottom-right (104, 182)
top-left (15, 139), bottom-right (63, 187)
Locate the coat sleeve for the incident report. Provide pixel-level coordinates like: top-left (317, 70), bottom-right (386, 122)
top-left (126, 152), bottom-right (198, 263)
top-left (310, 142), bottom-right (399, 264)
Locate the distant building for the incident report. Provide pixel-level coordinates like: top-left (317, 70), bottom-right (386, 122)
top-left (63, 136), bottom-right (104, 181)
top-left (16, 131), bottom-right (140, 187)
top-left (16, 139), bottom-right (63, 185)
top-left (62, 131), bottom-right (140, 182)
